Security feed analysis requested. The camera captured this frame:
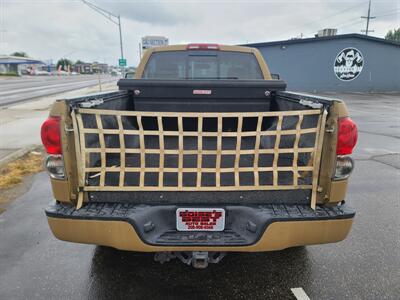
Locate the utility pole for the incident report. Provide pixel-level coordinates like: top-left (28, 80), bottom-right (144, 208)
top-left (361, 0), bottom-right (375, 35)
top-left (81, 0), bottom-right (125, 76)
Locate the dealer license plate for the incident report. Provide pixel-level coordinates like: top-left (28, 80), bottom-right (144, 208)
top-left (176, 208), bottom-right (225, 231)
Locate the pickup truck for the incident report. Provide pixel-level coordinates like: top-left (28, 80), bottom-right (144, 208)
top-left (41, 44), bottom-right (358, 268)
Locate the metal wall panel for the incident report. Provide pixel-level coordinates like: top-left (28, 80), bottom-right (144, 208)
top-left (254, 37), bottom-right (400, 92)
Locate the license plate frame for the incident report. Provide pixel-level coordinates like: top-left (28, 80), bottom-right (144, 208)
top-left (176, 208), bottom-right (225, 232)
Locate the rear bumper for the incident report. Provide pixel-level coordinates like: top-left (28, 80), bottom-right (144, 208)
top-left (45, 202), bottom-right (355, 252)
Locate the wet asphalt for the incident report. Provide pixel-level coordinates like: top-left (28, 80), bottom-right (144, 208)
top-left (0, 93), bottom-right (399, 300)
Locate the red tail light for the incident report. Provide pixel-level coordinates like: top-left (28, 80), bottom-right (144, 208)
top-left (337, 117), bottom-right (358, 155)
top-left (186, 43), bottom-right (220, 50)
top-left (41, 116), bottom-right (62, 154)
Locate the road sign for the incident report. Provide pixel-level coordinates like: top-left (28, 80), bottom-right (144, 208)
top-left (119, 58), bottom-right (127, 67)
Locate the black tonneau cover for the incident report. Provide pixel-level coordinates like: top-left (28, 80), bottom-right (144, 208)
top-left (118, 79), bottom-right (287, 112)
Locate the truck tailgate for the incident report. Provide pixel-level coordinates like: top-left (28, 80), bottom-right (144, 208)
top-left (71, 107), bottom-right (327, 209)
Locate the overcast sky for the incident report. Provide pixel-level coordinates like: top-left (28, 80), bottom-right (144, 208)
top-left (0, 0), bottom-right (398, 66)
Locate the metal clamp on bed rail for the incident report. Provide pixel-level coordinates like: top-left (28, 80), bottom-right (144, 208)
top-left (78, 98), bottom-right (104, 108)
top-left (64, 124), bottom-right (74, 133)
top-left (299, 99), bottom-right (323, 109)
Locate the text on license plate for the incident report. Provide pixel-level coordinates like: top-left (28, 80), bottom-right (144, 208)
top-left (176, 208), bottom-right (225, 231)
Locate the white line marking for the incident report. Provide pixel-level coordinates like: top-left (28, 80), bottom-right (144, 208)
top-left (291, 287), bottom-right (311, 300)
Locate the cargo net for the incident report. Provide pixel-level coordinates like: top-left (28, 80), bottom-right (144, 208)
top-left (73, 108), bottom-right (326, 207)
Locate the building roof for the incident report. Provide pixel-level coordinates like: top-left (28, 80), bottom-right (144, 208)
top-left (0, 55), bottom-right (45, 64)
top-left (243, 33), bottom-right (400, 48)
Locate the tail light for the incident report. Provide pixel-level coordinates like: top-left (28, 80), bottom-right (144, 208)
top-left (186, 43), bottom-right (220, 50)
top-left (41, 116), bottom-right (62, 154)
top-left (41, 116), bottom-right (65, 179)
top-left (45, 154), bottom-right (65, 179)
top-left (334, 117), bottom-right (357, 180)
top-left (334, 156), bottom-right (354, 180)
top-left (337, 117), bottom-right (357, 155)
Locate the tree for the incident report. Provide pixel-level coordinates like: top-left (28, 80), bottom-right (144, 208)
top-left (10, 51), bottom-right (28, 57)
top-left (75, 60), bottom-right (85, 65)
top-left (56, 58), bottom-right (73, 71)
top-left (385, 28), bottom-right (400, 42)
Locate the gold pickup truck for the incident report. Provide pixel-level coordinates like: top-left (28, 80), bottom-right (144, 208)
top-left (41, 44), bottom-right (357, 268)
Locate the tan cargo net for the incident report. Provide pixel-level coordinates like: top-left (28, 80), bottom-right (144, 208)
top-left (73, 108), bottom-right (327, 208)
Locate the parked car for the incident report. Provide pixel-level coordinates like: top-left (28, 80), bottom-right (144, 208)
top-left (33, 70), bottom-right (50, 76)
top-left (41, 44), bottom-right (357, 268)
top-left (124, 71), bottom-right (135, 79)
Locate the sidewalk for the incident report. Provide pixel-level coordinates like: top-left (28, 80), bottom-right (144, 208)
top-left (0, 82), bottom-right (118, 165)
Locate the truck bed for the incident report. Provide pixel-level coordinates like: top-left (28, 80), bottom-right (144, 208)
top-left (67, 80), bottom-right (330, 207)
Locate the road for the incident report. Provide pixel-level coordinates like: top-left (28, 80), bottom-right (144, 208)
top-left (0, 93), bottom-right (399, 299)
top-left (0, 78), bottom-right (119, 164)
top-left (0, 75), bottom-right (118, 107)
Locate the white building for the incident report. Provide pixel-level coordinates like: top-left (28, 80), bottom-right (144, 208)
top-left (0, 56), bottom-right (45, 75)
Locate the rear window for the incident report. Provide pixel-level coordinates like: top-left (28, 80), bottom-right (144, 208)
top-left (142, 50), bottom-right (263, 80)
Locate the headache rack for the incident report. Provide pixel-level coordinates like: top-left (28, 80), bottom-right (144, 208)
top-left (72, 108), bottom-right (327, 209)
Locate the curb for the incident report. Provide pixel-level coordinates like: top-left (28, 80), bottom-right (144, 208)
top-left (0, 144), bottom-right (41, 168)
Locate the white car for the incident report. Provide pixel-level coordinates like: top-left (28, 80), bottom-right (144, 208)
top-left (33, 70), bottom-right (50, 76)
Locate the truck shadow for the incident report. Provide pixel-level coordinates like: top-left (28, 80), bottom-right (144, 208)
top-left (87, 246), bottom-right (313, 300)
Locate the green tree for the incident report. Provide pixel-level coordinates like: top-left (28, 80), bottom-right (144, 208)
top-left (75, 60), bottom-right (85, 65)
top-left (10, 51), bottom-right (28, 57)
top-left (56, 58), bottom-right (73, 71)
top-left (385, 28), bottom-right (400, 42)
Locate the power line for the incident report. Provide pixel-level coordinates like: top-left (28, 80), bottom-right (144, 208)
top-left (361, 0), bottom-right (376, 35)
top-left (338, 9), bottom-right (398, 29)
top-left (303, 2), bottom-right (397, 36)
top-left (297, 7), bottom-right (397, 38)
top-left (373, 10), bottom-right (400, 18)
top-left (337, 19), bottom-right (365, 30)
top-left (296, 1), bottom-right (367, 30)
top-left (323, 9), bottom-right (397, 35)
top-left (275, 1), bottom-right (367, 38)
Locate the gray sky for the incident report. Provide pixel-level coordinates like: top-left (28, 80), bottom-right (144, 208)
top-left (0, 0), bottom-right (398, 66)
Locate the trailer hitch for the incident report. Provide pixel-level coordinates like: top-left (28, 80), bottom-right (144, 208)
top-left (154, 251), bottom-right (226, 269)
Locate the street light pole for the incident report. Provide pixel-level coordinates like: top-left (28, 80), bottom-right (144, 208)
top-left (118, 15), bottom-right (124, 61)
top-left (81, 0), bottom-right (125, 75)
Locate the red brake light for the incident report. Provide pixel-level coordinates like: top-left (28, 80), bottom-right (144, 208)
top-left (41, 116), bottom-right (62, 154)
top-left (337, 117), bottom-right (358, 155)
top-left (186, 43), bottom-right (220, 50)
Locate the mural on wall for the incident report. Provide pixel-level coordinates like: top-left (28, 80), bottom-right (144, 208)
top-left (334, 48), bottom-right (364, 81)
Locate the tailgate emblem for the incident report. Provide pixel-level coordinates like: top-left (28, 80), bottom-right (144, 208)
top-left (193, 89), bottom-right (212, 95)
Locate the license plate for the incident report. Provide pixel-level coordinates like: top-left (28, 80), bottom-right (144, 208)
top-left (176, 208), bottom-right (225, 231)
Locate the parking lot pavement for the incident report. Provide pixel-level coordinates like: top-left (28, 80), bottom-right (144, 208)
top-left (0, 93), bottom-right (399, 299)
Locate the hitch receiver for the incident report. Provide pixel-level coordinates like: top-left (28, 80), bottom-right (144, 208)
top-left (154, 251), bottom-right (226, 269)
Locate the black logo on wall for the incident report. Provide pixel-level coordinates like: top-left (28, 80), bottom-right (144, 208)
top-left (334, 48), bottom-right (364, 81)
